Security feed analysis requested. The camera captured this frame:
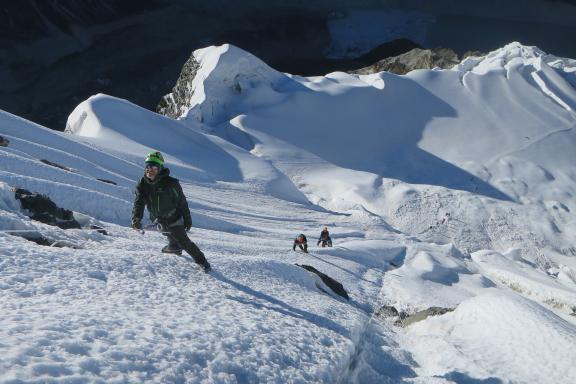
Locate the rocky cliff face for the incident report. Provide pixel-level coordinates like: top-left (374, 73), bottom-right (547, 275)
top-left (351, 47), bottom-right (473, 75)
top-left (157, 55), bottom-right (201, 120)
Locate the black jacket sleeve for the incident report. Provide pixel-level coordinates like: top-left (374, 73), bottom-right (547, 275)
top-left (132, 180), bottom-right (146, 222)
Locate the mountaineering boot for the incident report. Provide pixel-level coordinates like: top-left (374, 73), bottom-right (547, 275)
top-left (161, 244), bottom-right (182, 255)
top-left (200, 261), bottom-right (211, 273)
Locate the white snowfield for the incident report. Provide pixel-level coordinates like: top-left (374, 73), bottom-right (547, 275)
top-left (1, 42), bottom-right (576, 383)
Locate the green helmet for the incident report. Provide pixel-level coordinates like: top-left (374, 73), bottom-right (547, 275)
top-left (145, 151), bottom-right (164, 167)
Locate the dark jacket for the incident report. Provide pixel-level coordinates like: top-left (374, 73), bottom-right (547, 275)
top-left (294, 234), bottom-right (307, 244)
top-left (132, 168), bottom-right (192, 227)
top-left (319, 230), bottom-right (330, 241)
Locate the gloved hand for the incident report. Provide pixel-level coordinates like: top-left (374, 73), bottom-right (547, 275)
top-left (184, 219), bottom-right (192, 232)
top-left (131, 219), bottom-right (142, 230)
top-left (156, 220), bottom-right (166, 232)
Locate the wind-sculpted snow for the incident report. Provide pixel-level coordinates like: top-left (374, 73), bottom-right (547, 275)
top-left (2, 42), bottom-right (576, 383)
top-left (472, 249), bottom-right (576, 311)
top-left (405, 291), bottom-right (576, 383)
top-left (161, 43), bottom-right (576, 266)
top-left (380, 242), bottom-right (492, 313)
top-left (454, 42), bottom-right (576, 113)
top-left (67, 94), bottom-right (308, 204)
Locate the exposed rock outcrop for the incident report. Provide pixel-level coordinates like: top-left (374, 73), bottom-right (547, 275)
top-left (376, 305), bottom-right (406, 320)
top-left (17, 233), bottom-right (53, 247)
top-left (398, 307), bottom-right (454, 327)
top-left (296, 264), bottom-right (349, 300)
top-left (157, 56), bottom-right (201, 119)
top-left (376, 304), bottom-right (454, 327)
top-left (0, 135), bottom-right (9, 147)
top-left (97, 178), bottom-right (117, 185)
top-left (14, 188), bottom-right (81, 229)
top-left (40, 159), bottom-right (76, 173)
top-left (89, 225), bottom-right (108, 235)
top-left (351, 47), bottom-right (467, 75)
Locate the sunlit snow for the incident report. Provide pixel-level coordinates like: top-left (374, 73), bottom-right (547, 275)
top-left (1, 42), bottom-right (576, 383)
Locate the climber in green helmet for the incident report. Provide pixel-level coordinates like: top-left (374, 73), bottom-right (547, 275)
top-left (131, 151), bottom-right (211, 272)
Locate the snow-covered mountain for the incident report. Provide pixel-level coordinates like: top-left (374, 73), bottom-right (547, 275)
top-left (158, 42), bottom-right (576, 257)
top-left (4, 0), bottom-right (576, 131)
top-left (1, 42), bottom-right (576, 383)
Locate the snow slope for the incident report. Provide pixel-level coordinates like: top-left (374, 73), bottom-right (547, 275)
top-left (1, 42), bottom-right (576, 383)
top-left (171, 43), bottom-right (576, 265)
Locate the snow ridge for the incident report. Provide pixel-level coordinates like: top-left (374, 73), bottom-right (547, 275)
top-left (180, 44), bottom-right (290, 126)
